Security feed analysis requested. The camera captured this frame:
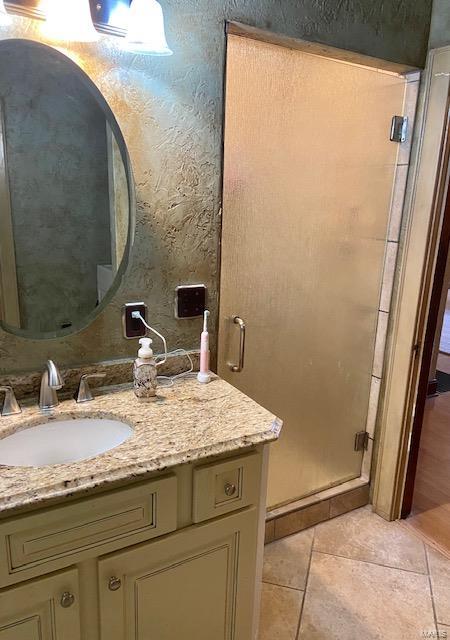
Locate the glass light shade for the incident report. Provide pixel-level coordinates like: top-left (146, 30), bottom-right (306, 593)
top-left (124, 0), bottom-right (172, 56)
top-left (41, 0), bottom-right (99, 42)
top-left (0, 0), bottom-right (11, 26)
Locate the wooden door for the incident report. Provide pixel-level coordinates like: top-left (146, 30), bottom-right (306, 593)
top-left (0, 568), bottom-right (81, 640)
top-left (98, 510), bottom-right (258, 640)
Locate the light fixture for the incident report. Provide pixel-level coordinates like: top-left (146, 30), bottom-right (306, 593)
top-left (109, 3), bottom-right (130, 32)
top-left (41, 0), bottom-right (99, 42)
top-left (124, 0), bottom-right (172, 56)
top-left (0, 0), bottom-right (11, 26)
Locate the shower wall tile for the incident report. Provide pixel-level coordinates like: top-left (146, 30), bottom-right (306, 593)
top-left (398, 80), bottom-right (420, 165)
top-left (265, 483), bottom-right (370, 543)
top-left (380, 241), bottom-right (399, 312)
top-left (362, 437), bottom-right (374, 481)
top-left (329, 484), bottom-right (370, 518)
top-left (365, 75), bottom-right (419, 483)
top-left (373, 311), bottom-right (389, 378)
top-left (274, 501), bottom-right (330, 539)
top-left (405, 70), bottom-right (421, 83)
top-left (366, 376), bottom-right (381, 438)
top-left (388, 165), bottom-right (409, 241)
top-left (265, 519), bottom-right (276, 544)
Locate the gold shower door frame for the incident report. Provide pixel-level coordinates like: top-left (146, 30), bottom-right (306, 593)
top-left (218, 31), bottom-right (407, 509)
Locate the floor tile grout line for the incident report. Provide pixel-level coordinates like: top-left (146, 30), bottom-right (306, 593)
top-left (297, 591), bottom-right (306, 640)
top-left (425, 545), bottom-right (440, 633)
top-left (295, 526), bottom-right (316, 640)
top-left (261, 578), bottom-right (304, 593)
top-left (312, 548), bottom-right (429, 576)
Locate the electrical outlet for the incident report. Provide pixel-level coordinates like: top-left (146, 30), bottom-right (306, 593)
top-left (122, 302), bottom-right (148, 339)
top-left (175, 285), bottom-right (207, 319)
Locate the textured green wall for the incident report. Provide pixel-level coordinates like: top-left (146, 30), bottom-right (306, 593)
top-left (429, 0), bottom-right (450, 49)
top-left (0, 0), bottom-right (432, 373)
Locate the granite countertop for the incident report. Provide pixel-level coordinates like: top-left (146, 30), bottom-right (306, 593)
top-left (0, 376), bottom-right (282, 516)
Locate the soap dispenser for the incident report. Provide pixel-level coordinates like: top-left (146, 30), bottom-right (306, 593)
top-left (133, 337), bottom-right (158, 401)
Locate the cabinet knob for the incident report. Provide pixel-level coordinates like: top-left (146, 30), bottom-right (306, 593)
top-left (60, 592), bottom-right (75, 608)
top-left (224, 482), bottom-right (237, 497)
top-left (108, 576), bottom-right (122, 591)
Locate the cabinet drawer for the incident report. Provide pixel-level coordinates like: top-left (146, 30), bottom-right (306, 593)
top-left (192, 452), bottom-right (260, 523)
top-left (2, 475), bottom-right (177, 575)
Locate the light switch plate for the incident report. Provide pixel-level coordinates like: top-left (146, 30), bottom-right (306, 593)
top-left (175, 285), bottom-right (207, 319)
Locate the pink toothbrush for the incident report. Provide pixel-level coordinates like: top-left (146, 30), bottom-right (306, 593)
top-left (197, 310), bottom-right (211, 384)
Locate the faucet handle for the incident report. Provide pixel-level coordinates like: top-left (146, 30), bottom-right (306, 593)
top-left (0, 386), bottom-right (21, 417)
top-left (74, 374), bottom-right (106, 403)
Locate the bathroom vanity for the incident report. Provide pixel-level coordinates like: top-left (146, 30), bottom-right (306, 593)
top-left (0, 377), bottom-right (281, 639)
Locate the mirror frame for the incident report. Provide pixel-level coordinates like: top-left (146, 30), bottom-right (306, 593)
top-left (0, 39), bottom-right (135, 340)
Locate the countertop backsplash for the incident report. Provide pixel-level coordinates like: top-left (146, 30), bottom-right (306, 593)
top-left (0, 352), bottom-right (200, 402)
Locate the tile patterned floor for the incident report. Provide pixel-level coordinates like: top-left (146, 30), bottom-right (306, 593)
top-left (259, 506), bottom-right (450, 640)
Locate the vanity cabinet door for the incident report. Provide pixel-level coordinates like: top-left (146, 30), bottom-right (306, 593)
top-left (98, 509), bottom-right (258, 640)
top-left (0, 568), bottom-right (81, 640)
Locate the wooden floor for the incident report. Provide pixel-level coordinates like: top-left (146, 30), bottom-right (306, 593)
top-left (406, 360), bottom-right (450, 558)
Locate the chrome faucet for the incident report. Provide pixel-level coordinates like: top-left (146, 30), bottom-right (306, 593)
top-left (39, 360), bottom-right (64, 410)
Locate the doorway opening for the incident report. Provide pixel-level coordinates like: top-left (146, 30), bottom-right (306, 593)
top-left (402, 120), bottom-right (450, 557)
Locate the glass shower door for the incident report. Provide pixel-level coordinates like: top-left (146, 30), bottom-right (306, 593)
top-left (218, 34), bottom-right (407, 509)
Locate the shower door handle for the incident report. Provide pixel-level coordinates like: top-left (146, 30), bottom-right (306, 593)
top-left (229, 316), bottom-right (246, 372)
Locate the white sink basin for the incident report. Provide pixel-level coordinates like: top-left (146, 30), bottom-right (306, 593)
top-left (0, 418), bottom-right (133, 467)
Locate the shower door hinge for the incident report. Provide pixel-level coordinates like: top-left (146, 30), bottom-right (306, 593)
top-left (354, 431), bottom-right (369, 452)
top-left (390, 115), bottom-right (408, 143)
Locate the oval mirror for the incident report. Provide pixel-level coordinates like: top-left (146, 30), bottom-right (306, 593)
top-left (0, 39), bottom-right (133, 338)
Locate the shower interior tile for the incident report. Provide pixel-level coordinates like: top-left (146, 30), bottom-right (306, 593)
top-left (397, 80), bottom-right (419, 166)
top-left (388, 164), bottom-right (408, 242)
top-left (329, 484), bottom-right (370, 518)
top-left (380, 241), bottom-right (398, 312)
top-left (362, 437), bottom-right (374, 481)
top-left (274, 501), bottom-right (330, 540)
top-left (372, 311), bottom-right (389, 378)
top-left (365, 376), bottom-right (381, 438)
top-left (265, 520), bottom-right (275, 544)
